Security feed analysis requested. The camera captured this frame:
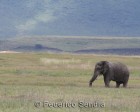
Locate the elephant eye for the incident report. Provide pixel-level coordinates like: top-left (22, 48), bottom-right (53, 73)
top-left (96, 67), bottom-right (101, 70)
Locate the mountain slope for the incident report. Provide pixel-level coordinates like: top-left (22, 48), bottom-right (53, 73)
top-left (74, 48), bottom-right (140, 55)
top-left (0, 0), bottom-right (140, 38)
top-left (0, 36), bottom-right (140, 55)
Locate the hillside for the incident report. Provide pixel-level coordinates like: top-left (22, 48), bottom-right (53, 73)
top-left (1, 0), bottom-right (140, 38)
top-left (74, 48), bottom-right (140, 55)
top-left (0, 36), bottom-right (140, 55)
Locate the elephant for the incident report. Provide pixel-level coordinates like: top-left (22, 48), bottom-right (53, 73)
top-left (89, 61), bottom-right (129, 88)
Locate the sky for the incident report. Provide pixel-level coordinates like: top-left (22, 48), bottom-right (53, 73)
top-left (0, 0), bottom-right (140, 38)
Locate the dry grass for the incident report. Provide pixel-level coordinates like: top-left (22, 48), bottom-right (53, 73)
top-left (0, 53), bottom-right (139, 112)
top-left (40, 58), bottom-right (81, 64)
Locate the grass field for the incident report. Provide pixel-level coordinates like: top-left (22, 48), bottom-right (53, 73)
top-left (0, 53), bottom-right (139, 112)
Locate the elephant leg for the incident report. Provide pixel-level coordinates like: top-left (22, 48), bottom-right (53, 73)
top-left (116, 82), bottom-right (121, 88)
top-left (104, 77), bottom-right (110, 87)
top-left (105, 84), bottom-right (110, 87)
top-left (123, 82), bottom-right (128, 88)
top-left (123, 76), bottom-right (129, 88)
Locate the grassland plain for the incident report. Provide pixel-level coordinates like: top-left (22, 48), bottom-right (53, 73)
top-left (0, 53), bottom-right (139, 112)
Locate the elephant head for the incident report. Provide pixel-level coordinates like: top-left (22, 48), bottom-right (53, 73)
top-left (89, 61), bottom-right (109, 87)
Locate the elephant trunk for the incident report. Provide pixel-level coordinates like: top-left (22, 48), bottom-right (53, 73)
top-left (89, 71), bottom-right (99, 87)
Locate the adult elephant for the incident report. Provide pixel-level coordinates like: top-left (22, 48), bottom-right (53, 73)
top-left (89, 61), bottom-right (129, 88)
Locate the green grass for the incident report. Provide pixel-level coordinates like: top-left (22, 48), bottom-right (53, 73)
top-left (0, 53), bottom-right (140, 112)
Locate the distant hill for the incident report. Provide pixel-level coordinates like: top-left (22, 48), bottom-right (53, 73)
top-left (0, 36), bottom-right (140, 55)
top-left (13, 44), bottom-right (63, 52)
top-left (74, 48), bottom-right (140, 55)
top-left (1, 0), bottom-right (140, 38)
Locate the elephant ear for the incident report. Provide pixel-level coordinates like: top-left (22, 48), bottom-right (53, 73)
top-left (102, 61), bottom-right (109, 74)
